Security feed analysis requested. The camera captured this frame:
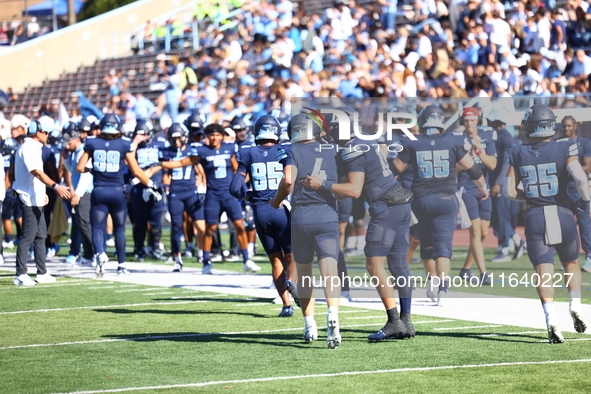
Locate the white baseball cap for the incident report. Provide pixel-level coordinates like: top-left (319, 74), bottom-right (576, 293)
top-left (11, 114), bottom-right (30, 129)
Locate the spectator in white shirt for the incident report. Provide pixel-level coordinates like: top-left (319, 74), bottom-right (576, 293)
top-left (12, 119), bottom-right (70, 286)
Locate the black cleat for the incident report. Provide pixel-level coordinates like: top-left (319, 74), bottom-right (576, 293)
top-left (285, 279), bottom-right (300, 308)
top-left (400, 312), bottom-right (416, 338)
top-left (368, 319), bottom-right (406, 341)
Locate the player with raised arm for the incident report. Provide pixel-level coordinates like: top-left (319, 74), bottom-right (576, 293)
top-left (457, 107), bottom-right (496, 285)
top-left (504, 104), bottom-right (588, 343)
top-left (230, 115), bottom-right (295, 317)
top-left (393, 105), bottom-right (489, 305)
top-left (76, 114), bottom-right (160, 277)
top-left (270, 113), bottom-right (342, 348)
top-left (160, 123), bottom-right (260, 274)
top-left (304, 107), bottom-right (415, 341)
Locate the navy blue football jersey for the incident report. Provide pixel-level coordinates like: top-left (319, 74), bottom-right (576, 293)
top-left (458, 128), bottom-right (497, 190)
top-left (161, 143), bottom-right (200, 194)
top-left (237, 144), bottom-right (283, 205)
top-left (567, 136), bottom-right (591, 199)
top-left (388, 135), bottom-right (414, 189)
top-left (508, 138), bottom-right (578, 206)
top-left (195, 142), bottom-right (238, 191)
top-left (277, 143), bottom-right (292, 166)
top-left (336, 138), bottom-right (398, 211)
top-left (84, 136), bottom-right (133, 187)
top-left (135, 136), bottom-right (169, 186)
top-left (289, 141), bottom-right (337, 208)
top-left (398, 132), bottom-right (470, 197)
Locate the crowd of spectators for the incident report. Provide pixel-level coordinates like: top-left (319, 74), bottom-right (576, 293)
top-left (110, 0), bottom-right (591, 129)
top-left (0, 18), bottom-right (53, 46)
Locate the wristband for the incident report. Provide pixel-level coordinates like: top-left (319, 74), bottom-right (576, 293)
top-left (147, 180), bottom-right (154, 188)
top-left (131, 177), bottom-right (140, 186)
top-left (321, 180), bottom-right (334, 192)
top-left (52, 183), bottom-right (58, 190)
top-left (475, 148), bottom-right (483, 156)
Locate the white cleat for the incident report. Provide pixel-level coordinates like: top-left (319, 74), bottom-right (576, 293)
top-left (95, 253), bottom-right (108, 278)
top-left (303, 326), bottom-right (318, 343)
top-left (105, 238), bottom-right (115, 247)
top-left (13, 274), bottom-right (36, 286)
top-left (426, 288), bottom-right (437, 303)
top-left (571, 310), bottom-right (588, 334)
top-left (36, 273), bottom-right (56, 284)
top-left (243, 260), bottom-right (261, 272)
top-left (327, 315), bottom-right (341, 349)
top-left (547, 324), bottom-right (565, 344)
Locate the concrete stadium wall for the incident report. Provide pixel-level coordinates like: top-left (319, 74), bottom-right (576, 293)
top-left (0, 0), bottom-right (196, 93)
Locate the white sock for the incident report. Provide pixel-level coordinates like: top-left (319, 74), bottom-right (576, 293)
top-left (501, 246), bottom-right (509, 255)
top-left (542, 302), bottom-right (558, 326)
top-left (345, 236), bottom-right (356, 250)
top-left (356, 235), bottom-right (366, 250)
top-left (512, 233), bottom-right (522, 245)
top-left (570, 290), bottom-right (582, 312)
top-left (198, 250), bottom-right (203, 258)
top-left (328, 305), bottom-right (338, 315)
top-left (175, 255), bottom-right (183, 263)
top-left (118, 263), bottom-right (127, 269)
top-left (304, 315), bottom-right (316, 328)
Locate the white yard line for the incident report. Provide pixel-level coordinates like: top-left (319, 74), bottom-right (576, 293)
top-left (115, 288), bottom-right (169, 293)
top-left (0, 281), bottom-right (111, 290)
top-left (53, 359), bottom-right (591, 393)
top-left (480, 331), bottom-right (545, 337)
top-left (86, 285), bottom-right (143, 289)
top-left (0, 301), bottom-right (206, 315)
top-left (434, 325), bottom-right (502, 331)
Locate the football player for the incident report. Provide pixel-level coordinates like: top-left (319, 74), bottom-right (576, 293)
top-left (304, 107), bottom-right (414, 341)
top-left (504, 104), bottom-right (588, 343)
top-left (393, 105), bottom-right (489, 305)
top-left (231, 115), bottom-right (295, 317)
top-left (76, 114), bottom-right (161, 277)
top-left (271, 113), bottom-right (342, 348)
top-left (561, 115), bottom-right (591, 273)
top-left (161, 123), bottom-right (261, 274)
top-left (160, 123), bottom-right (205, 272)
top-left (130, 120), bottom-right (169, 261)
top-left (457, 107), bottom-right (496, 285)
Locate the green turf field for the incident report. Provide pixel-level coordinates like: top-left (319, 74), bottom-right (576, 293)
top-left (0, 273), bottom-right (590, 393)
top-left (1, 226), bottom-right (589, 393)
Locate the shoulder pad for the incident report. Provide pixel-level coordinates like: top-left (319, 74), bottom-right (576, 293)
top-left (341, 149), bottom-right (364, 162)
top-left (451, 131), bottom-right (464, 136)
top-left (87, 136), bottom-right (96, 140)
top-left (122, 137), bottom-right (131, 142)
top-left (555, 137), bottom-right (570, 143)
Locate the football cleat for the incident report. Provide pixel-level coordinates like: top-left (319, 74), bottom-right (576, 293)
top-left (285, 279), bottom-right (300, 307)
top-left (547, 324), bottom-right (564, 344)
top-left (303, 326), bottom-right (318, 342)
top-left (368, 320), bottom-right (406, 341)
top-left (182, 248), bottom-right (194, 258)
top-left (134, 250), bottom-right (146, 262)
top-left (210, 254), bottom-right (223, 262)
top-left (278, 305), bottom-right (294, 317)
top-left (173, 262), bottom-right (183, 272)
top-left (513, 239), bottom-right (527, 260)
top-left (571, 310), bottom-right (587, 334)
top-left (581, 256), bottom-right (591, 273)
top-left (105, 238), bottom-right (115, 247)
top-left (95, 253), bottom-right (108, 278)
top-left (202, 262), bottom-right (213, 275)
top-left (479, 272), bottom-right (491, 286)
top-left (243, 260), bottom-right (262, 272)
top-left (65, 255), bottom-right (77, 264)
top-left (116, 267), bottom-right (130, 275)
top-left (491, 251), bottom-right (511, 263)
top-left (327, 315), bottom-right (341, 349)
top-left (77, 257), bottom-right (94, 266)
top-left (458, 268), bottom-right (473, 280)
top-left (400, 312), bottom-right (416, 338)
